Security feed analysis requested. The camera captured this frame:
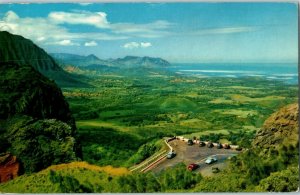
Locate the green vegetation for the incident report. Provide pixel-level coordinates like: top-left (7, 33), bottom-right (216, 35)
top-left (78, 125), bottom-right (162, 167)
top-left (0, 62), bottom-right (74, 126)
top-left (63, 72), bottom-right (297, 167)
top-left (193, 143), bottom-right (299, 192)
top-left (1, 31), bottom-right (298, 192)
top-left (256, 166), bottom-right (299, 192)
top-left (3, 116), bottom-right (78, 173)
top-left (0, 163), bottom-right (201, 193)
top-left (0, 62), bottom-right (81, 174)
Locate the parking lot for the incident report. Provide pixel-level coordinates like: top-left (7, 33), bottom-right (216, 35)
top-left (151, 139), bottom-right (240, 175)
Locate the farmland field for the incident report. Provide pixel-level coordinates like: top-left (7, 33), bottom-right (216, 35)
top-left (63, 69), bottom-right (298, 167)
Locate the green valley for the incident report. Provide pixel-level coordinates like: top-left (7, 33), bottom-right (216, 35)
top-left (62, 73), bottom-right (297, 168)
top-left (0, 21), bottom-right (298, 192)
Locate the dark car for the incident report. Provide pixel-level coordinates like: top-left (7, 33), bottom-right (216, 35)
top-left (166, 151), bottom-right (176, 159)
top-left (223, 143), bottom-right (230, 149)
top-left (236, 146), bottom-right (242, 151)
top-left (199, 141), bottom-right (206, 147)
top-left (207, 141), bottom-right (214, 148)
top-left (187, 139), bottom-right (193, 145)
top-left (187, 163), bottom-right (199, 171)
top-left (217, 143), bottom-right (223, 149)
top-left (212, 167), bottom-right (220, 173)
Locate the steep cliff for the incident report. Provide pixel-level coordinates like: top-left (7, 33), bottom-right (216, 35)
top-left (253, 103), bottom-right (298, 149)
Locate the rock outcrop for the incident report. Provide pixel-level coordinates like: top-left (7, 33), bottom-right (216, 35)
top-left (0, 153), bottom-right (20, 183)
top-left (253, 103), bottom-right (299, 149)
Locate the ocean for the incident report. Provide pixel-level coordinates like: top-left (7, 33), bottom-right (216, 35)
top-left (168, 63), bottom-right (298, 84)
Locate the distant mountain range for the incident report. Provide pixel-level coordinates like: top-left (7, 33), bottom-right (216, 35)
top-left (0, 31), bottom-right (88, 87)
top-left (50, 53), bottom-right (171, 69)
top-left (50, 53), bottom-right (113, 67)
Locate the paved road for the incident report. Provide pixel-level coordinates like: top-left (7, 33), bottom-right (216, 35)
top-left (151, 139), bottom-right (240, 174)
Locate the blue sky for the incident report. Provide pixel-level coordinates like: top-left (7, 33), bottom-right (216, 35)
top-left (0, 3), bottom-right (298, 63)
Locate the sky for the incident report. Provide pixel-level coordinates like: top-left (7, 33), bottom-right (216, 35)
top-left (0, 3), bottom-right (298, 63)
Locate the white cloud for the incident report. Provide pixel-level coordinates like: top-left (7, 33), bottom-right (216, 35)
top-left (0, 10), bottom-right (172, 47)
top-left (84, 41), bottom-right (98, 47)
top-left (49, 11), bottom-right (110, 29)
top-left (140, 42), bottom-right (152, 48)
top-left (37, 36), bottom-right (46, 42)
top-left (78, 3), bottom-right (92, 6)
top-left (48, 11), bottom-right (173, 38)
top-left (123, 42), bottom-right (152, 49)
top-left (111, 20), bottom-right (174, 38)
top-left (123, 42), bottom-right (140, 49)
top-left (53, 39), bottom-right (80, 46)
top-left (0, 11), bottom-right (127, 46)
top-left (192, 26), bottom-right (258, 35)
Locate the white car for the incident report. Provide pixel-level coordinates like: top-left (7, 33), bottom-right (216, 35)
top-left (166, 151), bottom-right (176, 159)
top-left (205, 156), bottom-right (218, 164)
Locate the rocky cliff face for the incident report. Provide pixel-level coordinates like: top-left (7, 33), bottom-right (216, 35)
top-left (253, 103), bottom-right (298, 149)
top-left (0, 153), bottom-right (20, 183)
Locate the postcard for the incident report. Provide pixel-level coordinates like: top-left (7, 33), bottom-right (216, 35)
top-left (0, 1), bottom-right (298, 193)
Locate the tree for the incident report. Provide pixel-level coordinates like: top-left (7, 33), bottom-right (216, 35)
top-left (256, 166), bottom-right (299, 192)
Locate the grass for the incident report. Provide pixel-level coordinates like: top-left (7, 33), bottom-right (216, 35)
top-left (230, 94), bottom-right (286, 103)
top-left (181, 129), bottom-right (230, 139)
top-left (179, 119), bottom-right (212, 129)
top-left (214, 109), bottom-right (258, 118)
top-left (0, 161), bottom-right (129, 193)
top-left (77, 120), bottom-right (136, 132)
top-left (45, 161), bottom-right (129, 176)
top-left (147, 97), bottom-right (199, 111)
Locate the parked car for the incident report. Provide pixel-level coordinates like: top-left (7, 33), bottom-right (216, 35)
top-left (187, 163), bottom-right (199, 171)
top-left (212, 167), bottom-right (220, 173)
top-left (205, 156), bottom-right (218, 164)
top-left (207, 141), bottom-right (214, 148)
top-left (199, 141), bottom-right (205, 147)
top-left (236, 146), bottom-right (242, 151)
top-left (223, 143), bottom-right (230, 149)
top-left (187, 139), bottom-right (193, 145)
top-left (217, 143), bottom-right (223, 149)
top-left (166, 151), bottom-right (176, 159)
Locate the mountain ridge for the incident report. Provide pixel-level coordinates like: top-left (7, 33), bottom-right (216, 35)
top-left (0, 31), bottom-right (88, 87)
top-left (51, 53), bottom-right (171, 69)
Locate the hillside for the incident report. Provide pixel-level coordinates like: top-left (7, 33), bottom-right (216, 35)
top-left (252, 103), bottom-right (298, 149)
top-left (0, 31), bottom-right (88, 87)
top-left (0, 62), bottom-right (74, 125)
top-left (0, 61), bottom-right (81, 176)
top-left (0, 161), bottom-right (129, 193)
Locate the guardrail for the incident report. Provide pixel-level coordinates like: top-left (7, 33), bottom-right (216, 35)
top-left (141, 154), bottom-right (167, 173)
top-left (129, 137), bottom-right (175, 172)
top-left (129, 150), bottom-right (167, 172)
